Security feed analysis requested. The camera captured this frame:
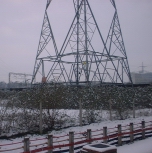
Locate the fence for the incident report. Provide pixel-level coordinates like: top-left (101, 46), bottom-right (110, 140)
top-left (0, 120), bottom-right (152, 153)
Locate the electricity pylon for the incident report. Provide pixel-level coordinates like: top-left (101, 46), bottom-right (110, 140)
top-left (32, 0), bottom-right (132, 86)
top-left (32, 0), bottom-right (69, 84)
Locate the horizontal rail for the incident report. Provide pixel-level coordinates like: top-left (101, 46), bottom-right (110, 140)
top-left (0, 146), bottom-right (23, 152)
top-left (0, 141), bottom-right (23, 146)
top-left (0, 120), bottom-right (152, 153)
top-left (30, 142), bottom-right (47, 148)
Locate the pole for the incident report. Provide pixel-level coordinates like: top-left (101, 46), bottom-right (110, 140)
top-left (40, 101), bottom-right (43, 134)
top-left (79, 99), bottom-right (82, 126)
top-left (103, 127), bottom-right (107, 143)
top-left (87, 129), bottom-right (92, 144)
top-left (24, 137), bottom-right (30, 152)
top-left (118, 124), bottom-right (122, 146)
top-left (69, 132), bottom-right (74, 153)
top-left (109, 99), bottom-right (112, 121)
top-left (48, 134), bottom-right (53, 153)
top-left (133, 98), bottom-right (135, 118)
top-left (130, 123), bottom-right (134, 142)
top-left (142, 121), bottom-right (145, 139)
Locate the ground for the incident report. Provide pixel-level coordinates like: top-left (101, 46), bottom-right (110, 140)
top-left (0, 115), bottom-right (152, 153)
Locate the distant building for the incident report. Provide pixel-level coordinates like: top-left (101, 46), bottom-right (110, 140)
top-left (0, 82), bottom-right (7, 89)
top-left (131, 72), bottom-right (152, 84)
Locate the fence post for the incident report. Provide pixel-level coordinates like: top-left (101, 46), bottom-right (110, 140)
top-left (40, 101), bottom-right (43, 134)
top-left (69, 132), bottom-right (74, 153)
top-left (142, 121), bottom-right (145, 139)
top-left (103, 127), bottom-right (107, 143)
top-left (130, 123), bottom-right (134, 142)
top-left (24, 137), bottom-right (30, 152)
top-left (87, 129), bottom-right (92, 144)
top-left (48, 134), bottom-right (53, 153)
top-left (133, 98), bottom-right (135, 118)
top-left (109, 99), bottom-right (112, 121)
top-left (79, 99), bottom-right (82, 126)
top-left (118, 124), bottom-right (122, 146)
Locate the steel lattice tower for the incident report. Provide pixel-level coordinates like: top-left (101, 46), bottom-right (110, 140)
top-left (32, 0), bottom-right (132, 86)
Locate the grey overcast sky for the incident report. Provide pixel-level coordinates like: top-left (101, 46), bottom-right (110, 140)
top-left (0, 0), bottom-right (152, 82)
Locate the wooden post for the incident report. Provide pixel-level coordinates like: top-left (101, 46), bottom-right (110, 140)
top-left (24, 137), bottom-right (30, 152)
top-left (103, 127), bottom-right (107, 143)
top-left (87, 129), bottom-right (92, 144)
top-left (48, 134), bottom-right (53, 153)
top-left (40, 101), bottom-right (43, 134)
top-left (69, 132), bottom-right (74, 153)
top-left (142, 121), bottom-right (145, 139)
top-left (118, 124), bottom-right (122, 146)
top-left (109, 99), bottom-right (112, 121)
top-left (79, 99), bottom-right (82, 126)
top-left (130, 123), bottom-right (134, 142)
top-left (133, 98), bottom-right (135, 118)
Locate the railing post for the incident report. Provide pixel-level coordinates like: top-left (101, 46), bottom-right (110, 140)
top-left (118, 124), bottom-right (122, 146)
top-left (103, 127), bottom-right (107, 143)
top-left (130, 123), bottom-right (134, 142)
top-left (142, 121), bottom-right (145, 139)
top-left (87, 129), bottom-right (92, 144)
top-left (48, 134), bottom-right (53, 153)
top-left (69, 131), bottom-right (74, 153)
top-left (24, 137), bottom-right (30, 152)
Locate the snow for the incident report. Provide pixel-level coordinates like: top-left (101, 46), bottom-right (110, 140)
top-left (0, 115), bottom-right (152, 153)
top-left (117, 137), bottom-right (152, 153)
top-left (82, 143), bottom-right (117, 152)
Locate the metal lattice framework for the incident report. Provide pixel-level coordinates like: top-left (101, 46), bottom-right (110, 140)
top-left (32, 0), bottom-right (132, 86)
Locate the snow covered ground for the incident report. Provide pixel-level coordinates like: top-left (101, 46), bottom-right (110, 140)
top-left (117, 137), bottom-right (152, 153)
top-left (0, 115), bottom-right (152, 153)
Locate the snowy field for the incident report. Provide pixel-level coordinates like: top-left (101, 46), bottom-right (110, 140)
top-left (0, 115), bottom-right (152, 153)
top-left (117, 137), bottom-right (152, 153)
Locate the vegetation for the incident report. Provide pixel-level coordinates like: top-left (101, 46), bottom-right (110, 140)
top-left (0, 83), bottom-right (152, 137)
